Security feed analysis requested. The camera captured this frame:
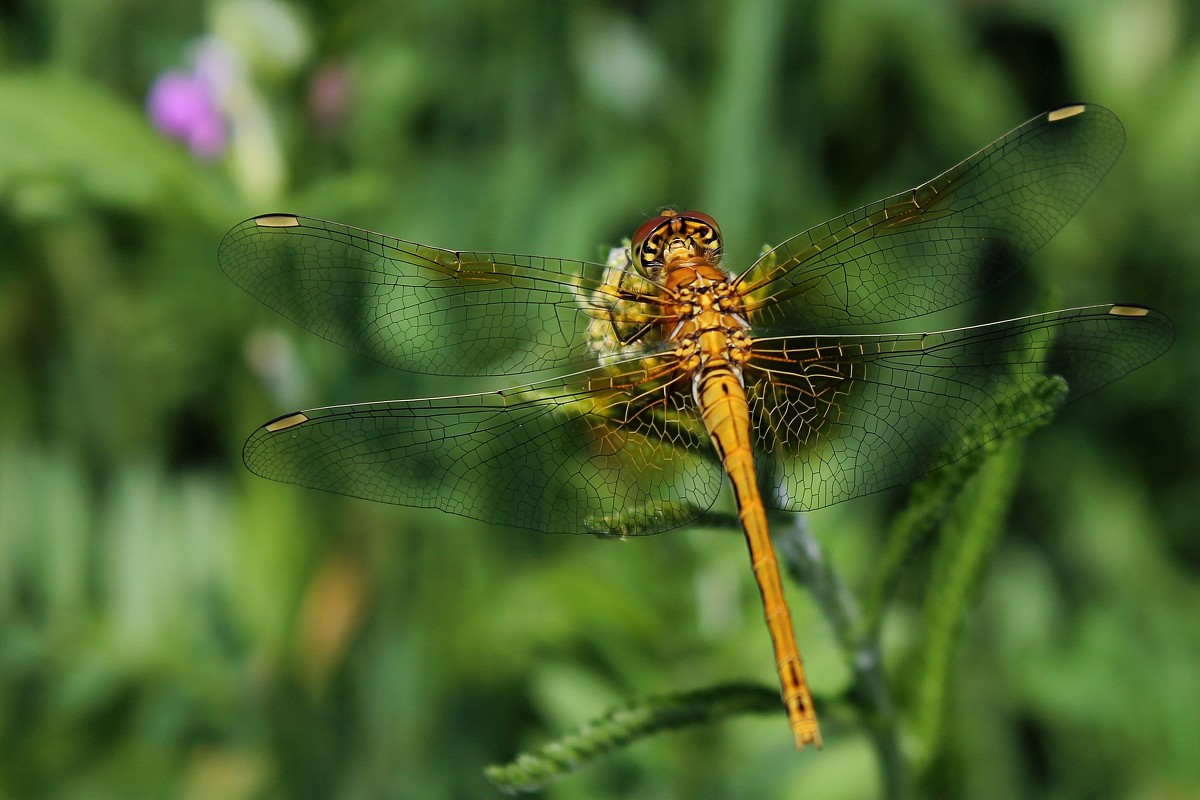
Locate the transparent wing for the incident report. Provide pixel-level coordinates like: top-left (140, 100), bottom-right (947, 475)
top-left (241, 356), bottom-right (724, 536)
top-left (737, 105), bottom-right (1125, 330)
top-left (743, 304), bottom-right (1173, 510)
top-left (219, 213), bottom-right (633, 377)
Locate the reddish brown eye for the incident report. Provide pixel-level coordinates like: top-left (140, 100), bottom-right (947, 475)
top-left (631, 213), bottom-right (672, 250)
top-left (677, 210), bottom-right (721, 236)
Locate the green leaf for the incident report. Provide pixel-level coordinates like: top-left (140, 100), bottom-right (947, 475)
top-left (0, 71), bottom-right (232, 223)
top-left (861, 375), bottom-right (1068, 636)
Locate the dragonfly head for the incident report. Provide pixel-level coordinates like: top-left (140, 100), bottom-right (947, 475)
top-left (631, 210), bottom-right (723, 277)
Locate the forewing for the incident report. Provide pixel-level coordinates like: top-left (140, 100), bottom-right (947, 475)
top-left (219, 214), bottom-right (618, 376)
top-left (744, 305), bottom-right (1173, 510)
top-left (737, 105), bottom-right (1125, 330)
top-left (241, 358), bottom-right (724, 536)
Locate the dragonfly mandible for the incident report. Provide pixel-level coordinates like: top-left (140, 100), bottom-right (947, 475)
top-left (219, 104), bottom-right (1173, 750)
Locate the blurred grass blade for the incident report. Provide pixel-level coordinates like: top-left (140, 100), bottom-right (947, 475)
top-left (914, 437), bottom-right (1025, 767)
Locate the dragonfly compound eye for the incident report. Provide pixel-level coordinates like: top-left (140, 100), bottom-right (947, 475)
top-left (631, 210), bottom-right (724, 276)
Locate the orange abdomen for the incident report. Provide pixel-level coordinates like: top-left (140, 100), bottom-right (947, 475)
top-left (695, 366), bottom-right (822, 750)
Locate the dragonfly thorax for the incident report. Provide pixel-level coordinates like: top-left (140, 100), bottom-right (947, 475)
top-left (665, 268), bottom-right (753, 392)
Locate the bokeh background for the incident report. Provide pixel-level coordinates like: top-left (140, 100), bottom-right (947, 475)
top-left (1, 1), bottom-right (1197, 798)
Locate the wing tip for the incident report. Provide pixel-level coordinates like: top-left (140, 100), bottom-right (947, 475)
top-left (1107, 303), bottom-right (1150, 318)
top-left (263, 411), bottom-right (310, 432)
top-left (253, 213), bottom-right (302, 228)
top-left (1047, 104), bottom-right (1087, 122)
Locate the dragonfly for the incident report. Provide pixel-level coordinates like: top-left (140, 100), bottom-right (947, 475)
top-left (219, 104), bottom-right (1173, 750)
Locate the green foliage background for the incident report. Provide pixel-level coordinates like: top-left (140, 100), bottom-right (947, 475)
top-left (1, 1), bottom-right (1197, 797)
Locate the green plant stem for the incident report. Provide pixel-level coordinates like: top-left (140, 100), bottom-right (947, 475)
top-left (485, 683), bottom-right (783, 794)
top-left (772, 511), bottom-right (911, 800)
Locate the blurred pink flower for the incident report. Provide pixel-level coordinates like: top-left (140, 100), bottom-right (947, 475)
top-left (308, 61), bottom-right (352, 135)
top-left (147, 66), bottom-right (227, 159)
